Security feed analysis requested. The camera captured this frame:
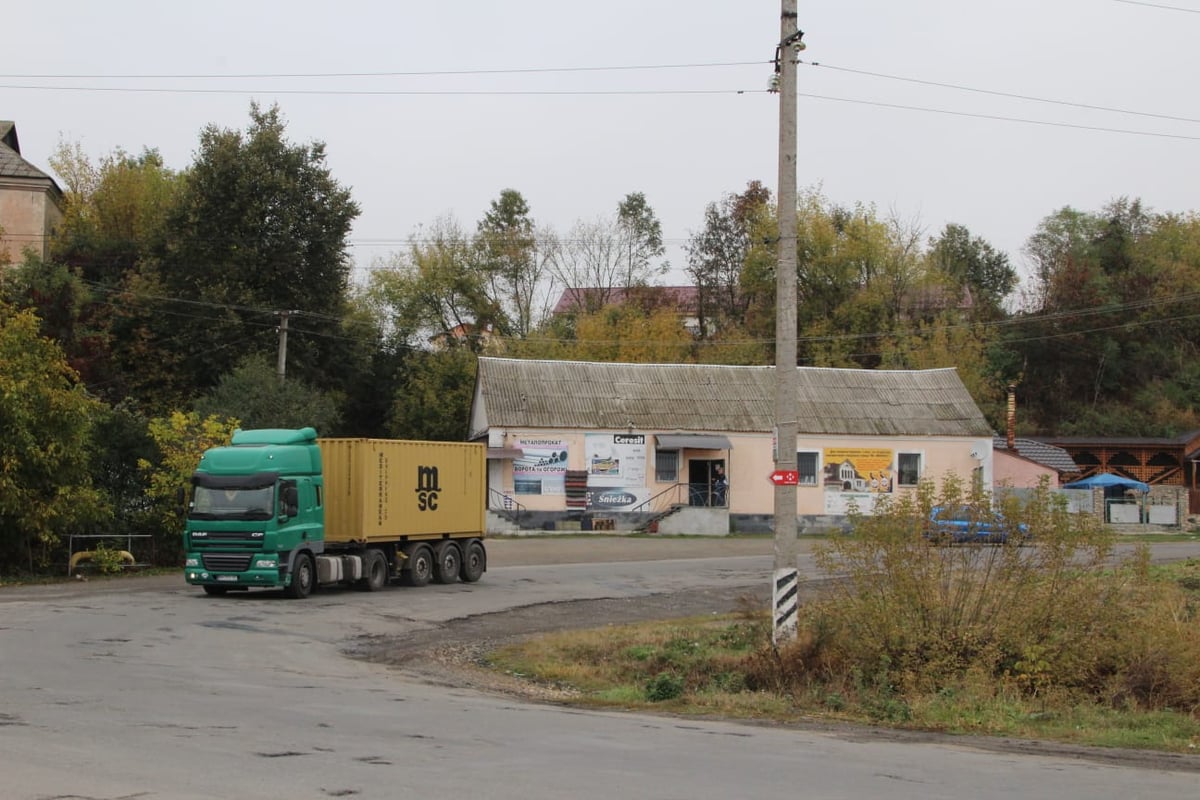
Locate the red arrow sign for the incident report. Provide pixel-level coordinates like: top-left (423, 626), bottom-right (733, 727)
top-left (769, 470), bottom-right (799, 485)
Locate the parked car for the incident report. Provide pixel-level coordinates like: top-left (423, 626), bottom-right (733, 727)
top-left (925, 505), bottom-right (1030, 545)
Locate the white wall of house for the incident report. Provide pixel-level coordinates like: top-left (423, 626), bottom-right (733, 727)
top-left (486, 427), bottom-right (994, 517)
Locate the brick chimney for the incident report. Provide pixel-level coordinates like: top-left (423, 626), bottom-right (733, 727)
top-left (1006, 385), bottom-right (1017, 451)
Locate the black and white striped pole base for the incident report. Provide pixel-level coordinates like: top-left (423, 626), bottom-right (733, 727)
top-left (772, 567), bottom-right (799, 644)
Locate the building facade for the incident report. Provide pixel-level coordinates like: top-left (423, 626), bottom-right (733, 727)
top-left (0, 122), bottom-right (63, 265)
top-left (469, 358), bottom-right (995, 533)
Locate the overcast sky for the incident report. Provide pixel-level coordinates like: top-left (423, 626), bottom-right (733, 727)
top-left (4, 1), bottom-right (1197, 290)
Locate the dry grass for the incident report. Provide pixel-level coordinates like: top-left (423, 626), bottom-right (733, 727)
top-left (488, 479), bottom-right (1200, 752)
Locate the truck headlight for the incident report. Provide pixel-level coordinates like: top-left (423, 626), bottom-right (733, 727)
top-left (185, 557), bottom-right (199, 567)
top-left (254, 558), bottom-right (278, 569)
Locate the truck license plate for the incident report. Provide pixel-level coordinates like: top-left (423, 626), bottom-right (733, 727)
top-left (216, 575), bottom-right (238, 582)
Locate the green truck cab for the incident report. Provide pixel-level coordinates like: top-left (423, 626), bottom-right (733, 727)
top-left (183, 427), bottom-right (487, 598)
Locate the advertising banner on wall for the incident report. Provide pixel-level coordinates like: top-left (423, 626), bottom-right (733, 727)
top-left (584, 433), bottom-right (649, 510)
top-left (822, 448), bottom-right (895, 493)
top-left (513, 438), bottom-right (569, 495)
top-left (585, 433), bottom-right (647, 486)
top-left (823, 491), bottom-right (880, 515)
top-left (822, 447), bottom-right (894, 515)
top-left (586, 487), bottom-right (652, 511)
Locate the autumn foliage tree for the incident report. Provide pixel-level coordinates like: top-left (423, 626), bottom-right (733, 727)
top-left (138, 411), bottom-right (240, 564)
top-left (0, 303), bottom-right (106, 571)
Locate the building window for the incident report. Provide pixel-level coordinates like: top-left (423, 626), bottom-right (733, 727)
top-left (514, 480), bottom-right (543, 495)
top-left (897, 452), bottom-right (922, 487)
top-left (797, 451), bottom-right (819, 486)
top-left (655, 449), bottom-right (679, 482)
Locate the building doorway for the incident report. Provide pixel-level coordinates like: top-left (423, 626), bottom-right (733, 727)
top-left (688, 459), bottom-right (727, 507)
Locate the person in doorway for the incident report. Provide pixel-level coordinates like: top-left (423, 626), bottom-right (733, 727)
top-left (712, 463), bottom-right (728, 506)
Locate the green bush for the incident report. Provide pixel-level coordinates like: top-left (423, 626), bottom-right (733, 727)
top-left (645, 672), bottom-right (685, 702)
top-left (89, 542), bottom-right (129, 575)
top-left (751, 475), bottom-right (1200, 716)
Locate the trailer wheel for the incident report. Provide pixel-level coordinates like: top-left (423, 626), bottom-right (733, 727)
top-left (433, 541), bottom-right (461, 585)
top-left (460, 540), bottom-right (486, 583)
top-left (202, 585), bottom-right (228, 596)
top-left (402, 544), bottom-right (433, 587)
top-left (284, 552), bottom-right (314, 599)
top-left (359, 550), bottom-right (388, 591)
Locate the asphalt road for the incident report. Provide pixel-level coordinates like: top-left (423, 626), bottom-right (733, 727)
top-left (1, 536), bottom-right (1199, 800)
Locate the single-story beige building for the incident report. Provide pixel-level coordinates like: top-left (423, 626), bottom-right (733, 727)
top-left (469, 358), bottom-right (995, 534)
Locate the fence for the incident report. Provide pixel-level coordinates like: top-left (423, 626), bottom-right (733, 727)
top-left (997, 486), bottom-right (1183, 527)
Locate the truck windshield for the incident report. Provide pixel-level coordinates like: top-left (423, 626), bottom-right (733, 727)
top-left (190, 485), bottom-right (276, 520)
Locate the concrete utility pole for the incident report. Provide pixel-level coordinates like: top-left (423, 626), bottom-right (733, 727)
top-left (275, 310), bottom-right (298, 383)
top-left (772, 0), bottom-right (803, 645)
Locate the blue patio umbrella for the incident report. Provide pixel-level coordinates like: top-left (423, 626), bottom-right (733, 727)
top-left (1063, 472), bottom-right (1150, 493)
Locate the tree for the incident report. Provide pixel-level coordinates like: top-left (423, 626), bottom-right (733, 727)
top-left (1021, 206), bottom-right (1101, 312)
top-left (387, 349), bottom-right (477, 441)
top-left (1003, 199), bottom-right (1200, 434)
top-left (685, 181), bottom-right (772, 336)
top-left (138, 411), bottom-right (240, 564)
top-left (616, 192), bottom-right (666, 286)
top-left (369, 215), bottom-right (499, 351)
top-left (475, 189), bottom-right (555, 338)
top-left (790, 190), bottom-right (924, 369)
top-left (547, 194), bottom-right (670, 314)
top-left (3, 146), bottom-right (183, 409)
top-left (88, 401), bottom-right (160, 554)
top-left (0, 255), bottom-right (110, 388)
top-left (152, 103), bottom-right (360, 401)
top-left (50, 145), bottom-right (180, 287)
top-left (927, 223), bottom-right (1016, 316)
top-left (0, 303), bottom-right (106, 571)
top-left (570, 306), bottom-right (693, 364)
top-left (193, 354), bottom-right (343, 432)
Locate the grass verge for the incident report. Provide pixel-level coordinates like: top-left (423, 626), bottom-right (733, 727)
top-left (488, 598), bottom-right (1200, 753)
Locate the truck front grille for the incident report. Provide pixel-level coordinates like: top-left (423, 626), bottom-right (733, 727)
top-left (190, 530), bottom-right (262, 543)
top-left (202, 554), bottom-right (253, 572)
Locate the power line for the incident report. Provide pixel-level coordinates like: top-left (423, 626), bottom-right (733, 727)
top-left (0, 61), bottom-right (771, 80)
top-left (3, 84), bottom-right (1192, 142)
top-left (803, 60), bottom-right (1200, 125)
top-left (1113, 0), bottom-right (1200, 12)
top-left (0, 83), bottom-right (766, 98)
top-left (797, 91), bottom-right (1200, 141)
top-left (67, 274), bottom-right (1200, 352)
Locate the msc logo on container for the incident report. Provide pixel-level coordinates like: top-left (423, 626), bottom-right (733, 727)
top-left (415, 465), bottom-right (442, 511)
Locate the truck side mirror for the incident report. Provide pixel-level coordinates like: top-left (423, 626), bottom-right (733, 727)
top-left (175, 487), bottom-right (186, 515)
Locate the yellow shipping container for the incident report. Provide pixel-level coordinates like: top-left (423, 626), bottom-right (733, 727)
top-left (318, 438), bottom-right (486, 544)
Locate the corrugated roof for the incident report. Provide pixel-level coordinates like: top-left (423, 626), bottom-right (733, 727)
top-left (993, 437), bottom-right (1079, 474)
top-left (474, 358), bottom-right (993, 438)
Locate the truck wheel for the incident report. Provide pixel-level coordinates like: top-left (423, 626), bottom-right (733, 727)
top-left (359, 550), bottom-right (388, 591)
top-left (460, 540), bottom-right (486, 583)
top-left (402, 544), bottom-right (433, 587)
top-left (284, 552), bottom-right (314, 599)
top-left (433, 541), bottom-right (461, 585)
top-left (202, 585), bottom-right (228, 596)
